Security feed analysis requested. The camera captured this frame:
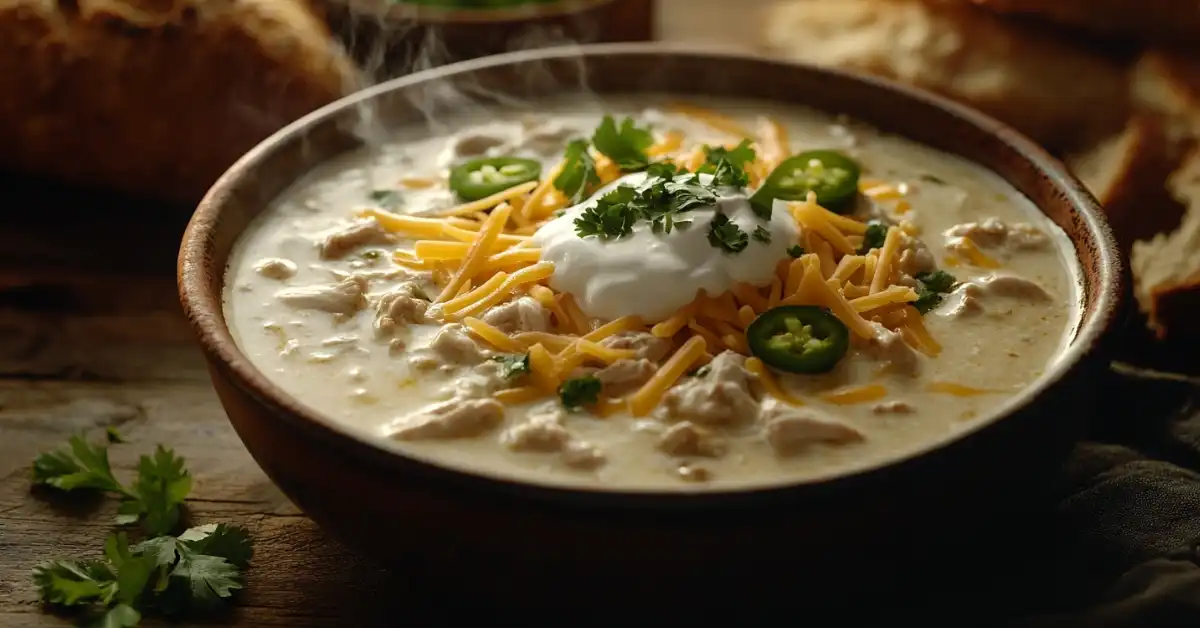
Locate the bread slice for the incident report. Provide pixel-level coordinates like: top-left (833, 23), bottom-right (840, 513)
top-left (0, 0), bottom-right (360, 204)
top-left (1131, 150), bottom-right (1200, 339)
top-left (966, 0), bottom-right (1200, 47)
top-left (759, 0), bottom-right (1129, 150)
top-left (1131, 50), bottom-right (1200, 147)
top-left (1067, 114), bottom-right (1185, 252)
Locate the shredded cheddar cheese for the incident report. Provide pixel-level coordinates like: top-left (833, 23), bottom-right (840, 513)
top-left (820, 384), bottom-right (888, 405)
top-left (628, 336), bottom-right (707, 417)
top-left (745, 357), bottom-right (804, 406)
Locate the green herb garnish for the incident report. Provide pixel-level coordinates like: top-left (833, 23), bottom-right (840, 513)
top-left (32, 436), bottom-right (191, 537)
top-left (787, 245), bottom-right (805, 258)
top-left (918, 174), bottom-right (946, 185)
top-left (858, 220), bottom-right (888, 254)
top-left (558, 375), bottom-right (603, 409)
top-left (573, 170), bottom-right (716, 239)
top-left (106, 427), bottom-right (124, 444)
top-left (913, 270), bottom-right (959, 314)
top-left (491, 353), bottom-right (531, 380)
top-left (752, 226), bottom-right (772, 244)
top-left (552, 139), bottom-right (600, 204)
top-left (592, 115), bottom-right (654, 171)
top-left (30, 436), bottom-right (253, 627)
top-left (573, 185), bottom-right (641, 240)
top-left (368, 189), bottom-right (400, 207)
top-left (708, 213), bottom-right (749, 254)
top-left (701, 140), bottom-right (757, 174)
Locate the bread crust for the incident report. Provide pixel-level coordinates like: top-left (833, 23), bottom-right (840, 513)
top-left (967, 0), bottom-right (1200, 46)
top-left (1067, 114), bottom-right (1186, 253)
top-left (760, 0), bottom-right (1129, 150)
top-left (1131, 150), bottom-right (1200, 339)
top-left (0, 0), bottom-right (359, 203)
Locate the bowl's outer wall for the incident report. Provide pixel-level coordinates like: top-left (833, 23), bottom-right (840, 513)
top-left (181, 46), bottom-right (1122, 608)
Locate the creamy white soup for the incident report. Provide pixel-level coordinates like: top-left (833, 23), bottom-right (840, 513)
top-left (224, 97), bottom-right (1080, 490)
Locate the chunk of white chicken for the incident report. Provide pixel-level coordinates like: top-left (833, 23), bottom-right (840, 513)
top-left (319, 219), bottom-right (394, 260)
top-left (600, 331), bottom-right (672, 362)
top-left (897, 232), bottom-right (937, 276)
top-left (872, 400), bottom-right (914, 414)
top-left (760, 400), bottom-right (865, 456)
top-left (501, 402), bottom-right (571, 453)
top-left (253, 257), bottom-right (297, 280)
top-left (591, 359), bottom-right (656, 397)
top-left (480, 297), bottom-right (550, 333)
top-left (859, 322), bottom-right (920, 376)
top-left (943, 273), bottom-right (1054, 318)
top-left (374, 282), bottom-right (430, 336)
top-left (387, 397), bottom-right (504, 440)
top-left (561, 440), bottom-right (606, 470)
top-left (657, 421), bottom-right (726, 458)
top-left (518, 121), bottom-right (583, 156)
top-left (943, 217), bottom-right (1049, 250)
top-left (446, 359), bottom-right (510, 399)
top-left (276, 275), bottom-right (368, 315)
top-left (408, 323), bottom-right (487, 371)
top-left (657, 351), bottom-right (760, 425)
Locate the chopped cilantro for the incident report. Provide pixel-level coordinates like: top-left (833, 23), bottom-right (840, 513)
top-left (701, 140), bottom-right (757, 174)
top-left (858, 220), bottom-right (888, 254)
top-left (644, 161), bottom-right (681, 178)
top-left (368, 189), bottom-right (400, 207)
top-left (105, 427), bottom-right (124, 444)
top-left (491, 353), bottom-right (530, 380)
top-left (752, 226), bottom-right (772, 244)
top-left (552, 139), bottom-right (600, 204)
top-left (787, 245), bottom-right (805, 258)
top-left (918, 173), bottom-right (946, 185)
top-left (591, 115), bottom-right (654, 171)
top-left (707, 213), bottom-right (749, 254)
top-left (573, 185), bottom-right (641, 240)
top-left (573, 170), bottom-right (716, 239)
top-left (912, 270), bottom-right (959, 314)
top-left (559, 375), bottom-right (602, 409)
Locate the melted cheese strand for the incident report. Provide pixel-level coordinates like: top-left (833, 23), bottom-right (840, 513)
top-left (434, 180), bottom-right (538, 217)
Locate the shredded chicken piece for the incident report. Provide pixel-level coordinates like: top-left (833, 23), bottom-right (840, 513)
top-left (657, 351), bottom-right (760, 425)
top-left (561, 440), bottom-right (606, 470)
top-left (275, 275), bottom-right (367, 315)
top-left (319, 219), bottom-right (394, 260)
top-left (388, 397), bottom-right (504, 440)
top-left (409, 324), bottom-right (486, 370)
top-left (861, 322), bottom-right (920, 376)
top-left (480, 297), bottom-right (550, 333)
top-left (501, 403), bottom-right (571, 452)
top-left (761, 400), bottom-right (865, 456)
top-left (374, 282), bottom-right (430, 336)
top-left (253, 257), bottom-right (297, 280)
top-left (872, 401), bottom-right (914, 414)
top-left (657, 421), bottom-right (725, 458)
top-left (593, 359), bottom-right (656, 397)
top-left (600, 332), bottom-right (672, 361)
top-left (943, 217), bottom-right (1049, 250)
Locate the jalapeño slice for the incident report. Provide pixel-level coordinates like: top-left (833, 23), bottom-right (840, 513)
top-left (750, 150), bottom-right (862, 213)
top-left (449, 156), bottom-right (542, 202)
top-left (746, 305), bottom-right (850, 374)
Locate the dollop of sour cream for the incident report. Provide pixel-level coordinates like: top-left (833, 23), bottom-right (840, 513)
top-left (533, 173), bottom-right (799, 322)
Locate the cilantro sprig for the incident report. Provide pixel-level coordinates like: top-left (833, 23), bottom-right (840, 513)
top-left (552, 139), bottom-right (600, 205)
top-left (913, 270), bottom-right (959, 314)
top-left (858, 220), bottom-right (888, 254)
top-left (30, 435), bottom-right (254, 627)
top-left (592, 115), bottom-right (654, 171)
top-left (491, 353), bottom-right (531, 380)
top-left (573, 169), bottom-right (716, 240)
top-left (33, 436), bottom-right (191, 537)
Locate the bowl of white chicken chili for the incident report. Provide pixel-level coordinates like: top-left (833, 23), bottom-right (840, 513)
top-left (179, 43), bottom-right (1122, 610)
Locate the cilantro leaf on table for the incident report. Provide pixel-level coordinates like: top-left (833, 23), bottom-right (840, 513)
top-left (31, 436), bottom-right (191, 537)
top-left (591, 115), bottom-right (654, 171)
top-left (553, 139), bottom-right (600, 205)
top-left (707, 213), bottom-right (749, 254)
top-left (115, 447), bottom-right (191, 537)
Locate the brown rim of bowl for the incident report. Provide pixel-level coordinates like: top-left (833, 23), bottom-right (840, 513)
top-left (179, 42), bottom-right (1123, 509)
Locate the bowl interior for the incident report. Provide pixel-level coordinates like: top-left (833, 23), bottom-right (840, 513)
top-left (181, 42), bottom-right (1122, 502)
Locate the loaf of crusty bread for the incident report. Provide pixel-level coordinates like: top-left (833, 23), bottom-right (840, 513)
top-left (0, 0), bottom-right (361, 204)
top-left (1132, 150), bottom-right (1200, 339)
top-left (966, 0), bottom-right (1200, 47)
top-left (1067, 114), bottom-right (1185, 253)
top-left (759, 0), bottom-right (1129, 151)
top-left (1132, 50), bottom-right (1200, 146)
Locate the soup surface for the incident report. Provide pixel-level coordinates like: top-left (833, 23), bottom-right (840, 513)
top-left (225, 96), bottom-right (1080, 490)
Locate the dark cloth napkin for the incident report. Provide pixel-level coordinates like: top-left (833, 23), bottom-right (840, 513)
top-left (857, 351), bottom-right (1200, 628)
